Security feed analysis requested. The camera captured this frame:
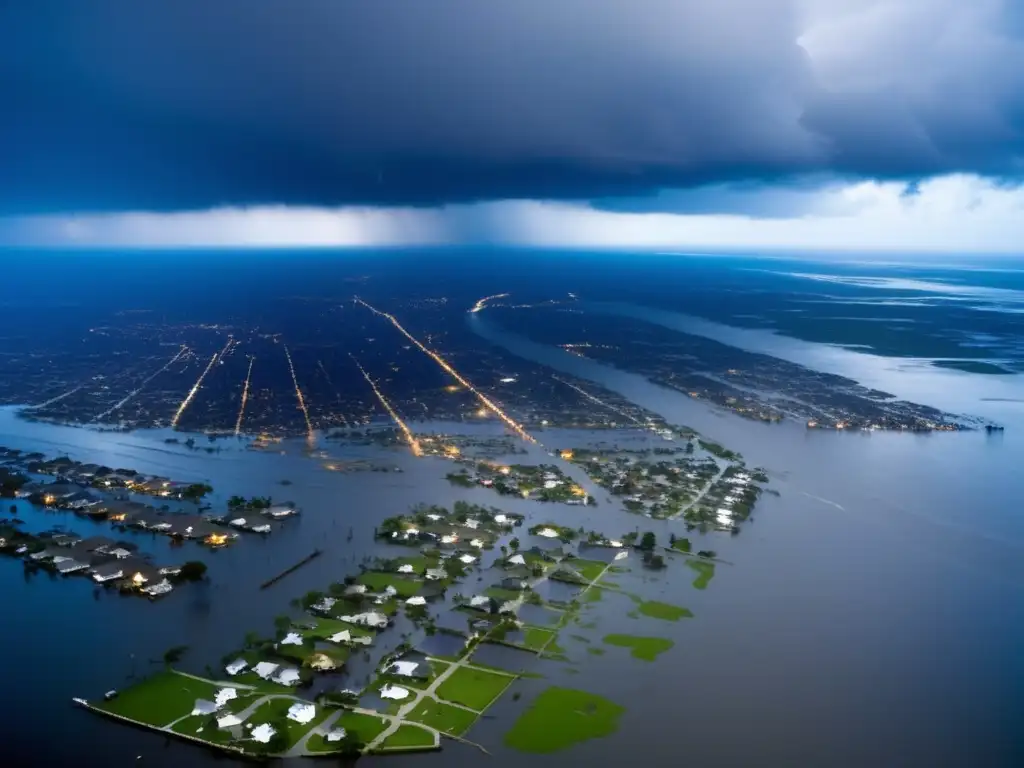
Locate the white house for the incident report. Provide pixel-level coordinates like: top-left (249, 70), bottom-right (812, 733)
top-left (225, 659), bottom-right (249, 676)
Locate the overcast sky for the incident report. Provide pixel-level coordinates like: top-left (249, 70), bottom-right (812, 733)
top-left (3, 1), bottom-right (1023, 250)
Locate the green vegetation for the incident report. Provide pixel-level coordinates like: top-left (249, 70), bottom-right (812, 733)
top-left (586, 646), bottom-right (606, 656)
top-left (180, 482), bottom-right (214, 503)
top-left (179, 561), bottom-right (208, 581)
top-left (357, 571), bottom-right (422, 598)
top-left (602, 634), bottom-right (674, 661)
top-left (379, 723), bottom-right (436, 749)
top-left (445, 471), bottom-right (475, 488)
top-left (96, 670), bottom-right (219, 726)
top-left (436, 666), bottom-right (514, 710)
top-left (405, 697), bottom-right (478, 735)
top-left (634, 599), bottom-right (693, 622)
top-left (520, 626), bottom-right (556, 651)
top-left (569, 559), bottom-right (607, 582)
top-left (687, 559), bottom-right (716, 589)
top-left (504, 687), bottom-right (625, 753)
top-left (698, 439), bottom-right (740, 460)
top-left (169, 713), bottom-right (236, 744)
top-left (670, 536), bottom-right (692, 553)
top-left (528, 522), bottom-right (576, 542)
top-left (247, 696), bottom-right (328, 749)
top-left (307, 712), bottom-right (386, 753)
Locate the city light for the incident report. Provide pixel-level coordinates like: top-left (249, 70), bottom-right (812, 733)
top-left (356, 298), bottom-right (536, 444)
top-left (94, 345), bottom-right (188, 422)
top-left (282, 342), bottom-right (315, 444)
top-left (469, 293), bottom-right (509, 313)
top-left (171, 337), bottom-right (234, 427)
top-left (551, 375), bottom-right (648, 430)
top-left (234, 355), bottom-right (255, 436)
top-left (350, 354), bottom-right (423, 457)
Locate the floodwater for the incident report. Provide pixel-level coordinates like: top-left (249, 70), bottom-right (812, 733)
top-left (1, 302), bottom-right (1023, 767)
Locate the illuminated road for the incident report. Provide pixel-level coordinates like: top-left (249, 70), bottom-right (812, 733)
top-left (171, 337), bottom-right (233, 427)
top-left (94, 346), bottom-right (188, 422)
top-left (350, 354), bottom-right (423, 457)
top-left (356, 298), bottom-right (536, 443)
top-left (27, 384), bottom-right (86, 410)
top-left (469, 292), bottom-right (509, 313)
top-left (551, 375), bottom-right (647, 428)
top-left (317, 360), bottom-right (350, 427)
top-left (283, 342), bottom-right (314, 442)
top-left (234, 355), bottom-right (255, 436)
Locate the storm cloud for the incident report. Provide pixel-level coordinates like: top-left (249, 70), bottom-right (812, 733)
top-left (2, 0), bottom-right (1023, 213)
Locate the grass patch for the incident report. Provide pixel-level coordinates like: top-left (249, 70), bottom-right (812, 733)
top-left (568, 559), bottom-right (607, 582)
top-left (302, 617), bottom-right (375, 642)
top-left (583, 586), bottom-right (604, 603)
top-left (586, 647), bottom-right (605, 656)
top-left (521, 626), bottom-right (556, 651)
top-left (634, 599), bottom-right (693, 622)
top-left (169, 714), bottom-right (237, 744)
top-left (380, 659), bottom-right (451, 691)
top-left (379, 723), bottom-right (436, 749)
top-left (484, 586), bottom-right (523, 602)
top-left (247, 695), bottom-right (329, 749)
top-left (357, 571), bottom-right (423, 598)
top-left (687, 560), bottom-right (716, 590)
top-left (602, 634), bottom-right (674, 661)
top-left (405, 697), bottom-right (478, 736)
top-left (96, 670), bottom-right (219, 727)
top-left (436, 666), bottom-right (514, 711)
top-left (504, 686), bottom-right (625, 753)
top-left (305, 712), bottom-right (388, 753)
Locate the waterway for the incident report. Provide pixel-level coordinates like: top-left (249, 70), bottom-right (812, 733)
top-left (1, 306), bottom-right (1023, 767)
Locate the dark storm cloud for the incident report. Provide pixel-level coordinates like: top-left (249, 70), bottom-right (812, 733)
top-left (2, 0), bottom-right (1023, 213)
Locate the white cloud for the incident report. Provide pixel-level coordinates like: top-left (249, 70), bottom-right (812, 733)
top-left (4, 174), bottom-right (1024, 253)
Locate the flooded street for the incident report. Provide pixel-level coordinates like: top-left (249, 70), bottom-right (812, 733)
top-left (3, 308), bottom-right (1024, 768)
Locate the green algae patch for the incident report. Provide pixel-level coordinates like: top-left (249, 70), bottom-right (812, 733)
top-left (602, 634), bottom-right (674, 661)
top-left (633, 598), bottom-right (693, 621)
top-left (504, 686), bottom-right (625, 753)
top-left (687, 559), bottom-right (716, 589)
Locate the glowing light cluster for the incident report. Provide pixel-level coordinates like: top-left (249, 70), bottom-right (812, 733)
top-left (356, 298), bottom-right (535, 443)
top-left (469, 292), bottom-right (510, 313)
top-left (234, 355), bottom-right (255, 436)
top-left (350, 354), bottom-right (423, 457)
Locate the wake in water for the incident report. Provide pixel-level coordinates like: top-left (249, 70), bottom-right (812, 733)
top-left (800, 491), bottom-right (846, 511)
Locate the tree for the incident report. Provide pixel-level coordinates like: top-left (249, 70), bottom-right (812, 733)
top-left (244, 631), bottom-right (262, 649)
top-left (509, 537), bottom-right (520, 552)
top-left (301, 590), bottom-right (326, 609)
top-left (227, 495), bottom-right (246, 509)
top-left (162, 645), bottom-right (189, 666)
top-left (181, 483), bottom-right (214, 503)
top-left (639, 531), bottom-right (657, 551)
top-left (642, 552), bottom-right (666, 569)
top-left (179, 561), bottom-right (208, 581)
top-left (274, 614), bottom-right (292, 632)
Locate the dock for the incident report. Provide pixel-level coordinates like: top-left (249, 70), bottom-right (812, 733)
top-left (259, 548), bottom-right (323, 590)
